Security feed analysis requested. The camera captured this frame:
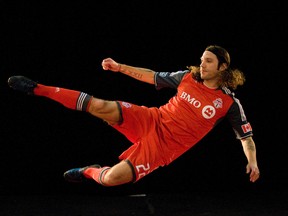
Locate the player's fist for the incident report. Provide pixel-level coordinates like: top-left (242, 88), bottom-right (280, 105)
top-left (102, 58), bottom-right (121, 72)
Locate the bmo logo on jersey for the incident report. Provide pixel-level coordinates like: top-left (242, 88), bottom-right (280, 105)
top-left (180, 92), bottom-right (201, 108)
top-left (180, 91), bottom-right (216, 119)
top-left (202, 105), bottom-right (216, 119)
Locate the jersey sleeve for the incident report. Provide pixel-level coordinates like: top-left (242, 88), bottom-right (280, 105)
top-left (226, 98), bottom-right (253, 139)
top-left (154, 70), bottom-right (189, 90)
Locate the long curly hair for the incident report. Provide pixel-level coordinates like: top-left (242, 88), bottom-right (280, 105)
top-left (188, 45), bottom-right (245, 90)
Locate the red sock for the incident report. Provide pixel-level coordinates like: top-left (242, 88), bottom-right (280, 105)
top-left (34, 84), bottom-right (92, 111)
top-left (83, 167), bottom-right (111, 186)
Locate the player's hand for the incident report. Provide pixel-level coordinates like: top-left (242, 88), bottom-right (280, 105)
top-left (246, 164), bottom-right (260, 183)
top-left (102, 58), bottom-right (121, 72)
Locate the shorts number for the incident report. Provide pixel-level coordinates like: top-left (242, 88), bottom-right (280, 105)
top-left (136, 163), bottom-right (150, 178)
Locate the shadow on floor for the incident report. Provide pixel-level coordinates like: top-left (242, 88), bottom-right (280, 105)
top-left (1, 190), bottom-right (287, 216)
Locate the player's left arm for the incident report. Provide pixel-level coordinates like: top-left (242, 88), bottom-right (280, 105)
top-left (240, 136), bottom-right (260, 182)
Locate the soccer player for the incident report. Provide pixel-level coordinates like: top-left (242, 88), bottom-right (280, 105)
top-left (8, 45), bottom-right (260, 187)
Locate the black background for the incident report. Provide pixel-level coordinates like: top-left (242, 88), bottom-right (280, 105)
top-left (1, 0), bottom-right (287, 215)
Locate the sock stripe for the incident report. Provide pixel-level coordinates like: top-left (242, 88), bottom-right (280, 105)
top-left (76, 92), bottom-right (86, 110)
top-left (76, 92), bottom-right (91, 111)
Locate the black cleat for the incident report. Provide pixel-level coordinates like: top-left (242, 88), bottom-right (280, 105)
top-left (63, 164), bottom-right (101, 183)
top-left (8, 76), bottom-right (37, 95)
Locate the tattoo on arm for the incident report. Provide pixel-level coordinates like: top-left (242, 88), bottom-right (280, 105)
top-left (128, 71), bottom-right (143, 79)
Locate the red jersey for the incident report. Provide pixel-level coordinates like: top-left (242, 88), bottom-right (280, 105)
top-left (113, 70), bottom-right (253, 181)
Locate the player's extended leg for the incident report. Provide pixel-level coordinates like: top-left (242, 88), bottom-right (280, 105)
top-left (7, 75), bottom-right (121, 124)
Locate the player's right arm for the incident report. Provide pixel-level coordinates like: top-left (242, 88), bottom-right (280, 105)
top-left (102, 58), bottom-right (155, 84)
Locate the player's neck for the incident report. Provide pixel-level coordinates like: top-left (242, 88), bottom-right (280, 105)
top-left (203, 80), bottom-right (219, 89)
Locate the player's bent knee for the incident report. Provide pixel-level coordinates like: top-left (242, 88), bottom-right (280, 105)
top-left (103, 162), bottom-right (134, 186)
top-left (104, 171), bottom-right (132, 185)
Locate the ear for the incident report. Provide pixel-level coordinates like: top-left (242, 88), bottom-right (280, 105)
top-left (219, 63), bottom-right (228, 71)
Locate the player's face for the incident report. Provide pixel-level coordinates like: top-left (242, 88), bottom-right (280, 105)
top-left (199, 51), bottom-right (221, 81)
